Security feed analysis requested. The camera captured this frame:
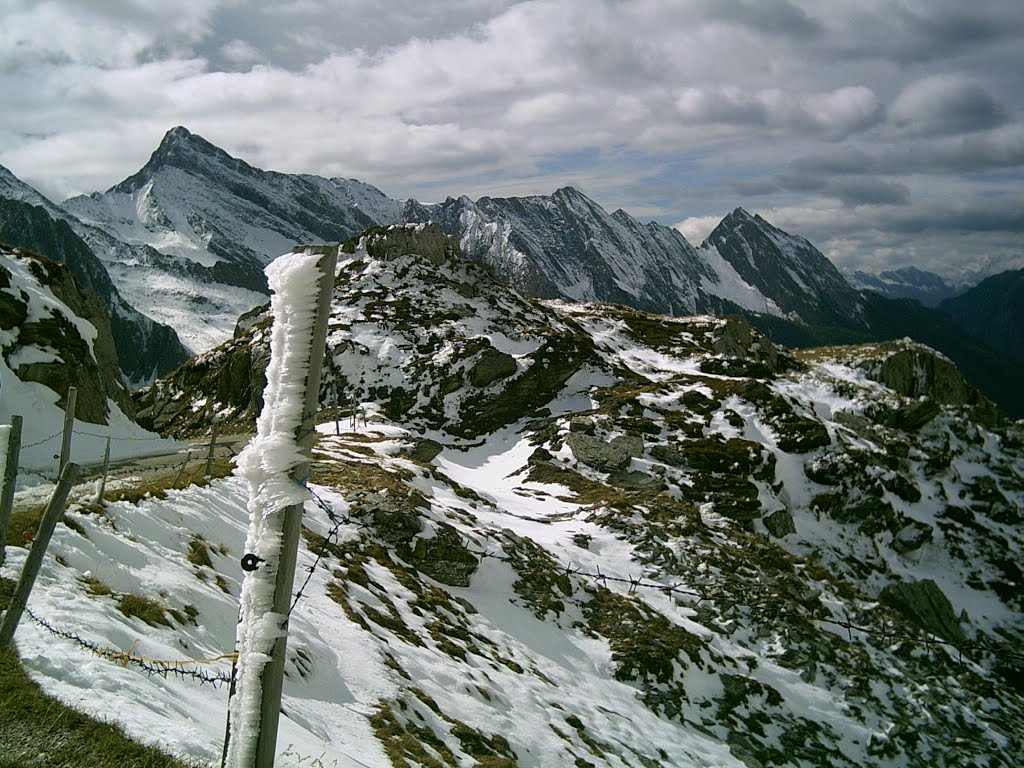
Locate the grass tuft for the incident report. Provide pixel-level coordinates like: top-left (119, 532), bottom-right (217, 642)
top-left (0, 642), bottom-right (200, 767)
top-left (116, 593), bottom-right (170, 627)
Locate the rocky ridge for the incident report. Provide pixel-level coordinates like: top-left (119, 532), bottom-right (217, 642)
top-left (0, 169), bottom-right (190, 382)
top-left (0, 244), bottom-right (133, 424)
top-left (132, 225), bottom-right (1024, 767)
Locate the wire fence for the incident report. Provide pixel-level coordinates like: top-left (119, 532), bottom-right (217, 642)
top-left (298, 488), bottom-right (1024, 667)
top-left (9, 450), bottom-right (1022, 693)
top-left (23, 606), bottom-right (233, 686)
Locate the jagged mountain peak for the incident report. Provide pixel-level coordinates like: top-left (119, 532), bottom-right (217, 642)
top-left (110, 125), bottom-right (252, 194)
top-left (702, 206), bottom-right (861, 324)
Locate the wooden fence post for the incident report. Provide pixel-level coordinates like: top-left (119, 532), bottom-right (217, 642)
top-left (223, 247), bottom-right (337, 768)
top-left (205, 418), bottom-right (220, 479)
top-left (0, 462), bottom-right (79, 648)
top-left (0, 416), bottom-right (23, 569)
top-left (58, 387), bottom-right (77, 475)
top-left (94, 437), bottom-right (111, 505)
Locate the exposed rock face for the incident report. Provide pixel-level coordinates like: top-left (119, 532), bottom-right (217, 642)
top-left (763, 509), bottom-right (796, 538)
top-left (0, 247), bottom-right (133, 423)
top-left (407, 439), bottom-right (443, 464)
top-left (893, 520), bottom-right (933, 554)
top-left (405, 187), bottom-right (772, 319)
top-left (702, 207), bottom-right (863, 325)
top-left (0, 196), bottom-right (189, 382)
top-left (406, 524), bottom-right (479, 587)
top-left (880, 578), bottom-right (965, 644)
top-left (468, 347), bottom-right (518, 387)
top-left (371, 503), bottom-right (423, 545)
top-left (859, 341), bottom-right (1002, 425)
top-left (568, 433), bottom-right (644, 472)
top-left (710, 317), bottom-right (797, 376)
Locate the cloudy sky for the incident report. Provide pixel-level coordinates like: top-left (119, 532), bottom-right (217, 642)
top-left (1, 0), bottom-right (1022, 279)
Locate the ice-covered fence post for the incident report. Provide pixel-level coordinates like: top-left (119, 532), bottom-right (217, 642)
top-left (0, 415), bottom-right (23, 568)
top-left (0, 462), bottom-right (79, 648)
top-left (58, 386), bottom-right (77, 475)
top-left (222, 246), bottom-right (337, 768)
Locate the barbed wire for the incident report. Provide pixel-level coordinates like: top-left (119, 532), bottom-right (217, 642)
top-left (454, 545), bottom-right (1024, 664)
top-left (23, 606), bottom-right (233, 686)
top-left (19, 429), bottom-right (63, 449)
top-left (289, 488), bottom-right (372, 614)
top-left (277, 484), bottom-right (1024, 668)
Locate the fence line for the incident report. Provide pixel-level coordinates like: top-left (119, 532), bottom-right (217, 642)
top-left (23, 606), bottom-right (233, 685)
top-left (12, 469), bottom-right (1022, 693)
top-left (295, 488), bottom-right (1024, 666)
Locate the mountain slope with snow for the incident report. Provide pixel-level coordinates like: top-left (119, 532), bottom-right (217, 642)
top-left (0, 167), bottom-right (190, 381)
top-left (845, 266), bottom-right (962, 307)
top-left (0, 244), bottom-right (175, 475)
top-left (406, 188), bottom-right (783, 319)
top-left (57, 225), bottom-right (1019, 767)
top-left (59, 127), bottom-right (405, 352)
top-left (701, 208), bottom-right (864, 325)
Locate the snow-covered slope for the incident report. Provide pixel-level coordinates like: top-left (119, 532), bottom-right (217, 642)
top-left (0, 165), bottom-right (190, 380)
top-left (0, 244), bottom-right (175, 476)
top-left (406, 188), bottom-right (783, 319)
top-left (60, 127), bottom-right (405, 352)
top-left (62, 225), bottom-right (1019, 767)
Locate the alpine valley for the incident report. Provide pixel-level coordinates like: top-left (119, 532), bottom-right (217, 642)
top-left (1, 129), bottom-right (1023, 768)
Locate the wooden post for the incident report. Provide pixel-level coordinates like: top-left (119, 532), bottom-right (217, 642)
top-left (172, 452), bottom-right (192, 489)
top-left (223, 248), bottom-right (337, 768)
top-left (94, 437), bottom-right (111, 505)
top-left (333, 380), bottom-right (341, 437)
top-left (0, 462), bottom-right (79, 648)
top-left (205, 418), bottom-right (220, 479)
top-left (58, 386), bottom-right (77, 474)
top-left (0, 416), bottom-right (23, 569)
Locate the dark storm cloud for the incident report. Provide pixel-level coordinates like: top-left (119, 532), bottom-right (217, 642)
top-left (889, 75), bottom-right (1008, 136)
top-left (824, 1), bottom-right (1024, 64)
top-left (773, 172), bottom-right (910, 207)
top-left (696, 0), bottom-right (823, 40)
top-left (788, 126), bottom-right (1024, 178)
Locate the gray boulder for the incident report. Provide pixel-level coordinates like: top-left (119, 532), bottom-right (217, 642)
top-left (407, 524), bottom-right (479, 587)
top-left (568, 433), bottom-right (644, 472)
top-left (880, 578), bottom-right (965, 644)
top-left (469, 347), bottom-right (518, 387)
top-left (763, 510), bottom-right (796, 538)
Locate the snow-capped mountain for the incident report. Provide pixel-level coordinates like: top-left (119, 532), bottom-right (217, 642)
top-left (13, 224), bottom-right (1016, 767)
top-left (845, 266), bottom-right (962, 307)
top-left (406, 188), bottom-right (784, 319)
top-left (19, 127), bottom-right (1022, 418)
top-left (60, 127), bottom-right (405, 352)
top-left (0, 165), bottom-right (189, 383)
top-left (702, 208), bottom-right (864, 325)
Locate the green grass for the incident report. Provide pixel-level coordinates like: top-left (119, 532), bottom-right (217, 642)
top-left (0, 578), bottom-right (200, 767)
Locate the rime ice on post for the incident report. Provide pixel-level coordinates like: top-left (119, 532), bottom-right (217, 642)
top-left (224, 248), bottom-right (337, 768)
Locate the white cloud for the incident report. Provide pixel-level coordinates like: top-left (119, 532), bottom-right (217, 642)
top-left (674, 215), bottom-right (723, 246)
top-left (0, 0), bottom-right (1020, 277)
top-left (220, 39), bottom-right (262, 65)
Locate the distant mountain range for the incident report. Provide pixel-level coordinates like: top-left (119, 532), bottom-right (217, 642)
top-left (2, 125), bottom-right (1023, 416)
top-left (845, 266), bottom-right (964, 307)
